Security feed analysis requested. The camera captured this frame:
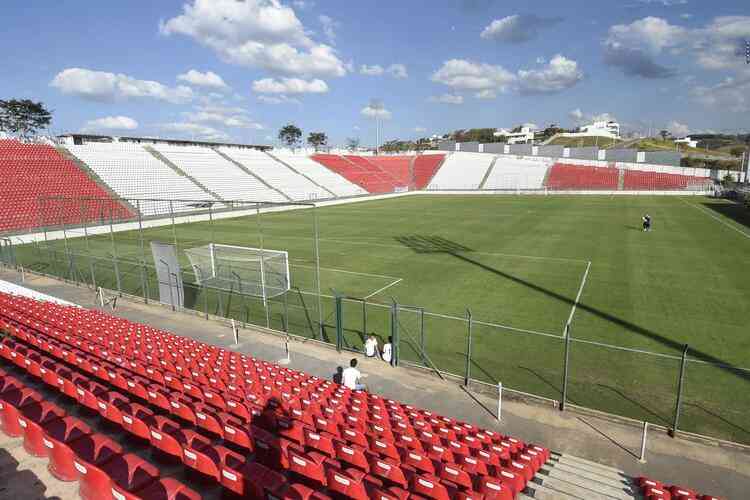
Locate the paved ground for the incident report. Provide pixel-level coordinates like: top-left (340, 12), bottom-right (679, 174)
top-left (1, 268), bottom-right (749, 499)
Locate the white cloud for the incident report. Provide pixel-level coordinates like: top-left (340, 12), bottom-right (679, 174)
top-left (517, 54), bottom-right (583, 94)
top-left (603, 17), bottom-right (686, 78)
top-left (160, 0), bottom-right (347, 78)
top-left (81, 116), bottom-right (139, 133)
top-left (691, 72), bottom-right (750, 112)
top-left (159, 122), bottom-right (230, 141)
top-left (431, 59), bottom-right (516, 92)
top-left (431, 56), bottom-right (583, 96)
top-left (695, 16), bottom-right (750, 70)
top-left (480, 14), bottom-right (562, 43)
top-left (667, 121), bottom-right (690, 136)
top-left (252, 77), bottom-right (328, 94)
top-left (293, 0), bottom-right (314, 10)
top-left (361, 105), bottom-right (392, 119)
top-left (414, 126), bottom-right (427, 133)
top-left (257, 95), bottom-right (301, 105)
top-left (177, 69), bottom-right (229, 90)
top-left (319, 15), bottom-right (339, 44)
top-left (51, 68), bottom-right (193, 103)
top-left (569, 108), bottom-right (584, 122)
top-left (387, 64), bottom-right (408, 79)
top-left (360, 64), bottom-right (384, 76)
top-left (429, 94), bottom-right (464, 105)
top-left (182, 105), bottom-right (264, 129)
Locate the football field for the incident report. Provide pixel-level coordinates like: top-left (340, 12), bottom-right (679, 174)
top-left (15, 194), bottom-right (750, 444)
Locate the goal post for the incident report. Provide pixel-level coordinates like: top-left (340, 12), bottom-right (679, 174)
top-left (185, 243), bottom-right (290, 304)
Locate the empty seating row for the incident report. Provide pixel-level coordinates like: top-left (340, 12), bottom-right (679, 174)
top-left (0, 292), bottom-right (549, 499)
top-left (427, 153), bottom-right (496, 190)
top-left (67, 143), bottom-right (217, 217)
top-left (546, 164), bottom-right (619, 190)
top-left (636, 476), bottom-right (720, 500)
top-left (267, 154), bottom-right (366, 198)
top-left (623, 170), bottom-right (711, 191)
top-left (218, 148), bottom-right (331, 201)
top-left (358, 157), bottom-right (412, 187)
top-left (151, 144), bottom-right (288, 203)
top-left (313, 155), bottom-right (397, 194)
top-left (483, 158), bottom-right (548, 191)
top-left (412, 155), bottom-right (446, 190)
top-left (0, 140), bottom-right (133, 233)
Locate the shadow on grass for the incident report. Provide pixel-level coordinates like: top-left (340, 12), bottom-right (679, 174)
top-left (394, 235), bottom-right (750, 398)
top-left (593, 383), bottom-right (672, 426)
top-left (683, 402), bottom-right (750, 439)
top-left (701, 200), bottom-right (750, 232)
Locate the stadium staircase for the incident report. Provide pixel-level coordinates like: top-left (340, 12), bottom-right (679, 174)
top-left (478, 157), bottom-right (499, 189)
top-left (265, 151), bottom-right (337, 199)
top-left (212, 148), bottom-right (294, 202)
top-left (143, 146), bottom-right (224, 202)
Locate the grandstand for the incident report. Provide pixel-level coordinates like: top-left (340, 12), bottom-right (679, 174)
top-left (66, 142), bottom-right (216, 216)
top-left (482, 158), bottom-right (549, 191)
top-left (412, 154), bottom-right (446, 189)
top-left (0, 140), bottom-right (133, 232)
top-left (150, 144), bottom-right (289, 203)
top-left (546, 164), bottom-right (620, 190)
top-left (0, 288), bottom-right (727, 499)
top-left (427, 152), bottom-right (496, 190)
top-left (272, 153), bottom-right (366, 198)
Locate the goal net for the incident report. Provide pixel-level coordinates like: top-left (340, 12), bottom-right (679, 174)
top-left (184, 244), bottom-right (290, 301)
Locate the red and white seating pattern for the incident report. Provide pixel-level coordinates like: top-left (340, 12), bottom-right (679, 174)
top-left (0, 291), bottom-right (554, 499)
top-left (0, 140), bottom-right (133, 233)
top-left (546, 164), bottom-right (619, 190)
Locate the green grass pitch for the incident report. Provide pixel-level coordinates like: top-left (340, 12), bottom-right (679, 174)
top-left (15, 195), bottom-right (750, 444)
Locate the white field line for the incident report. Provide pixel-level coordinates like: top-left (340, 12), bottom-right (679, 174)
top-left (363, 278), bottom-right (403, 300)
top-left (678, 198), bottom-right (750, 240)
top-left (565, 260), bottom-right (591, 335)
top-left (291, 262), bottom-right (401, 281)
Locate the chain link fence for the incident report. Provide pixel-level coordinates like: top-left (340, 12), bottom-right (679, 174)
top-left (1, 196), bottom-right (749, 446)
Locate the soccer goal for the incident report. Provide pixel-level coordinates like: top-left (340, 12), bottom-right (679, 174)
top-left (184, 243), bottom-right (290, 304)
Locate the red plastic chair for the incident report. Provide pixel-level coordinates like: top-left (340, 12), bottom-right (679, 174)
top-left (43, 416), bottom-right (93, 480)
top-left (129, 477), bottom-right (202, 500)
top-left (220, 460), bottom-right (288, 498)
top-left (409, 474), bottom-right (452, 500)
top-left (0, 387), bottom-right (42, 437)
top-left (182, 431), bottom-right (245, 482)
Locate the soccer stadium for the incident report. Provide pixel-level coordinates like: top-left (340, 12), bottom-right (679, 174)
top-left (1, 2), bottom-right (750, 499)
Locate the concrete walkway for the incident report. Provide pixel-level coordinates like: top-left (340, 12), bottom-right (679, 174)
top-left (1, 268), bottom-right (748, 499)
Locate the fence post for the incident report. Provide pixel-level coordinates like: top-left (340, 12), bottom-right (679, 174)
top-left (108, 208), bottom-right (122, 295)
top-left (464, 308), bottom-right (473, 388)
top-left (420, 307), bottom-right (425, 366)
top-left (362, 297), bottom-right (367, 339)
top-left (283, 289), bottom-right (289, 333)
top-left (390, 300), bottom-right (400, 367)
top-left (560, 323), bottom-right (572, 411)
top-left (136, 200), bottom-right (148, 304)
top-left (334, 292), bottom-right (344, 353)
top-left (639, 422), bottom-right (648, 463)
top-left (670, 344), bottom-right (689, 437)
top-left (497, 382), bottom-right (502, 421)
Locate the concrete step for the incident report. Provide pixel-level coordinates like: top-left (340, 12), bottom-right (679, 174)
top-left (554, 453), bottom-right (631, 476)
top-left (539, 466), bottom-right (638, 500)
top-left (544, 461), bottom-right (636, 493)
top-left (525, 479), bottom-right (587, 499)
top-left (533, 474), bottom-right (635, 500)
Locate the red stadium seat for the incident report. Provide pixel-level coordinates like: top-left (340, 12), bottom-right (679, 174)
top-left (43, 416), bottom-right (93, 480)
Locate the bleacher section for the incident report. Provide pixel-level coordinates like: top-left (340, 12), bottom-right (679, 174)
top-left (272, 154), bottom-right (366, 198)
top-left (412, 154), bottom-right (445, 189)
top-left (483, 158), bottom-right (549, 190)
top-left (546, 163), bottom-right (619, 190)
top-left (623, 170), bottom-right (711, 191)
top-left (427, 152), bottom-right (496, 190)
top-left (67, 143), bottom-right (214, 217)
top-left (311, 155), bottom-right (393, 194)
top-left (364, 157), bottom-right (412, 187)
top-left (0, 291), bottom-right (540, 500)
top-left (219, 148), bottom-right (331, 201)
top-left (0, 140), bottom-right (133, 233)
top-left (150, 144), bottom-right (288, 203)
top-left (0, 291), bottom-right (724, 499)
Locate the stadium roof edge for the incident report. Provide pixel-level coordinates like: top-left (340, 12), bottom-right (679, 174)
top-left (55, 133), bottom-right (272, 151)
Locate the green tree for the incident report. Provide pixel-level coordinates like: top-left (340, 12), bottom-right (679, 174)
top-left (307, 132), bottom-right (327, 151)
top-left (0, 99), bottom-right (52, 139)
top-left (659, 130), bottom-right (671, 141)
top-left (729, 146), bottom-right (745, 157)
top-left (278, 124), bottom-right (302, 150)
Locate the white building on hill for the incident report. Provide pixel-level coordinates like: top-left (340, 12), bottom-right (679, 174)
top-left (674, 136), bottom-right (698, 148)
top-left (493, 126), bottom-right (536, 144)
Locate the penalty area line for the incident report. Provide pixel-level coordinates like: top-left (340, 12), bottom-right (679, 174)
top-left (364, 278), bottom-right (403, 300)
top-left (565, 260), bottom-right (591, 336)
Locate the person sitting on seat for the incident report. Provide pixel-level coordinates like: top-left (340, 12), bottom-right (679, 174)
top-left (364, 334), bottom-right (379, 358)
top-left (342, 358), bottom-right (367, 391)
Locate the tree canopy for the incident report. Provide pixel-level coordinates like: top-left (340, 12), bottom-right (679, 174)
top-left (307, 131), bottom-right (327, 151)
top-left (0, 99), bottom-right (52, 139)
top-left (278, 123), bottom-right (302, 149)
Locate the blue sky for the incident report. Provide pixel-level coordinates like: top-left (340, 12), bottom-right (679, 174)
top-left (2, 0), bottom-right (749, 146)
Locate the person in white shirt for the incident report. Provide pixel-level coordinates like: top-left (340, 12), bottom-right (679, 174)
top-left (381, 336), bottom-right (393, 365)
top-left (341, 358), bottom-right (366, 391)
top-left (364, 335), bottom-right (379, 358)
